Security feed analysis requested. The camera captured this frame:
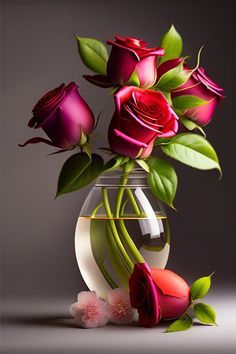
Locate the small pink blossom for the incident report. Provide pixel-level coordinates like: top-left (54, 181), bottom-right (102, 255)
top-left (107, 288), bottom-right (135, 325)
top-left (70, 291), bottom-right (109, 328)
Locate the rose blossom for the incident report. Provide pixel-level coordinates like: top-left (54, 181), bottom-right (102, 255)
top-left (108, 86), bottom-right (178, 158)
top-left (106, 36), bottom-right (164, 88)
top-left (171, 67), bottom-right (224, 126)
top-left (150, 268), bottom-right (191, 320)
top-left (107, 288), bottom-right (135, 325)
top-left (20, 82), bottom-right (95, 149)
top-left (70, 291), bottom-right (109, 328)
top-left (129, 263), bottom-right (159, 327)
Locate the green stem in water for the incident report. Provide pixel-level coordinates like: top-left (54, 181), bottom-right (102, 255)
top-left (114, 161), bottom-right (145, 264)
top-left (102, 187), bottom-right (133, 273)
top-left (117, 219), bottom-right (144, 263)
top-left (106, 223), bottom-right (129, 288)
top-left (100, 262), bottom-right (118, 289)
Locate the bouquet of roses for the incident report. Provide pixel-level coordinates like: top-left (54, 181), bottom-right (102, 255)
top-left (20, 25), bottom-right (224, 331)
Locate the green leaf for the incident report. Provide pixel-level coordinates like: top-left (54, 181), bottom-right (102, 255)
top-left (172, 95), bottom-right (208, 111)
top-left (162, 92), bottom-right (172, 105)
top-left (76, 36), bottom-right (108, 75)
top-left (180, 116), bottom-right (206, 137)
top-left (161, 133), bottom-right (221, 173)
top-left (154, 61), bottom-right (191, 92)
top-left (147, 157), bottom-right (178, 209)
top-left (190, 273), bottom-right (214, 301)
top-left (56, 153), bottom-right (104, 196)
top-left (135, 159), bottom-right (150, 172)
top-left (127, 69), bottom-right (140, 87)
top-left (193, 303), bottom-right (217, 325)
top-left (103, 155), bottom-right (124, 172)
top-left (165, 314), bottom-right (193, 333)
top-left (159, 25), bottom-right (183, 64)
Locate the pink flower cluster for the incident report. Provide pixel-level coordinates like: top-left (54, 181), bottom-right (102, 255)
top-left (70, 288), bottom-right (135, 328)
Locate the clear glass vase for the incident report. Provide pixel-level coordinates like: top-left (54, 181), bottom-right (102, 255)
top-left (75, 168), bottom-right (170, 299)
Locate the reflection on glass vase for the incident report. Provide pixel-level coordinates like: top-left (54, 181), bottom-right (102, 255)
top-left (75, 168), bottom-right (170, 299)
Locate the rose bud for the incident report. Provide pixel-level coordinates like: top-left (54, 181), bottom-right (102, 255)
top-left (19, 82), bottom-right (95, 150)
top-left (171, 67), bottom-right (224, 126)
top-left (106, 36), bottom-right (164, 88)
top-left (108, 86), bottom-right (178, 158)
top-left (129, 263), bottom-right (159, 327)
top-left (150, 268), bottom-right (190, 320)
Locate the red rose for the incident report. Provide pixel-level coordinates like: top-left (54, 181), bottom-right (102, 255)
top-left (129, 263), bottom-right (159, 327)
top-left (108, 86), bottom-right (178, 158)
top-left (20, 82), bottom-right (95, 149)
top-left (107, 36), bottom-right (164, 88)
top-left (129, 264), bottom-right (191, 326)
top-left (171, 67), bottom-right (224, 126)
top-left (150, 268), bottom-right (191, 320)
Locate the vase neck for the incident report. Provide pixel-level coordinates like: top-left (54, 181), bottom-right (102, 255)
top-left (95, 168), bottom-right (148, 187)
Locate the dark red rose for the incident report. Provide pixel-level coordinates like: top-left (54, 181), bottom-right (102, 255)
top-left (20, 82), bottom-right (95, 149)
top-left (106, 36), bottom-right (164, 88)
top-left (108, 86), bottom-right (178, 158)
top-left (129, 263), bottom-right (159, 327)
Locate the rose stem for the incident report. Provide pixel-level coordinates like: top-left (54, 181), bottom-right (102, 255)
top-left (91, 202), bottom-right (103, 218)
top-left (102, 187), bottom-right (133, 273)
top-left (106, 224), bottom-right (130, 288)
top-left (125, 188), bottom-right (141, 216)
top-left (114, 161), bottom-right (145, 263)
top-left (114, 161), bottom-right (134, 218)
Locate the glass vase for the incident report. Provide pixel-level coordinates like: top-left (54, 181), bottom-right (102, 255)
top-left (75, 168), bottom-right (170, 299)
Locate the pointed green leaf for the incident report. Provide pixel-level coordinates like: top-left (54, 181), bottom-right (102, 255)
top-left (103, 155), bottom-right (124, 172)
top-left (56, 153), bottom-right (104, 196)
top-left (172, 95), bottom-right (208, 111)
top-left (147, 157), bottom-right (178, 208)
top-left (161, 133), bottom-right (221, 173)
top-left (193, 303), bottom-right (217, 325)
top-left (180, 116), bottom-right (206, 137)
top-left (154, 61), bottom-right (191, 92)
top-left (190, 273), bottom-right (214, 301)
top-left (76, 36), bottom-right (108, 75)
top-left (135, 159), bottom-right (150, 172)
top-left (159, 25), bottom-right (183, 64)
top-left (165, 314), bottom-right (193, 333)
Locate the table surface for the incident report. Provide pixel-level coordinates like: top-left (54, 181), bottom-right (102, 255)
top-left (1, 289), bottom-right (236, 354)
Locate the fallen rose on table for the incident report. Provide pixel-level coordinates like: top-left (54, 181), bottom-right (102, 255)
top-left (70, 264), bottom-right (217, 332)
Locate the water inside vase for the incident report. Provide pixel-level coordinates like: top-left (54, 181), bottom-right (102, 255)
top-left (75, 214), bottom-right (170, 299)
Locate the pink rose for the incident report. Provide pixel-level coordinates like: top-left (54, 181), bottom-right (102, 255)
top-left (150, 268), bottom-right (190, 320)
top-left (171, 67), bottom-right (224, 126)
top-left (129, 263), bottom-right (159, 327)
top-left (20, 82), bottom-right (95, 149)
top-left (108, 86), bottom-right (178, 158)
top-left (106, 36), bottom-right (164, 88)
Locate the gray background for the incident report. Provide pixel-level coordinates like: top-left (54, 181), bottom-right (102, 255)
top-left (1, 0), bottom-right (236, 353)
